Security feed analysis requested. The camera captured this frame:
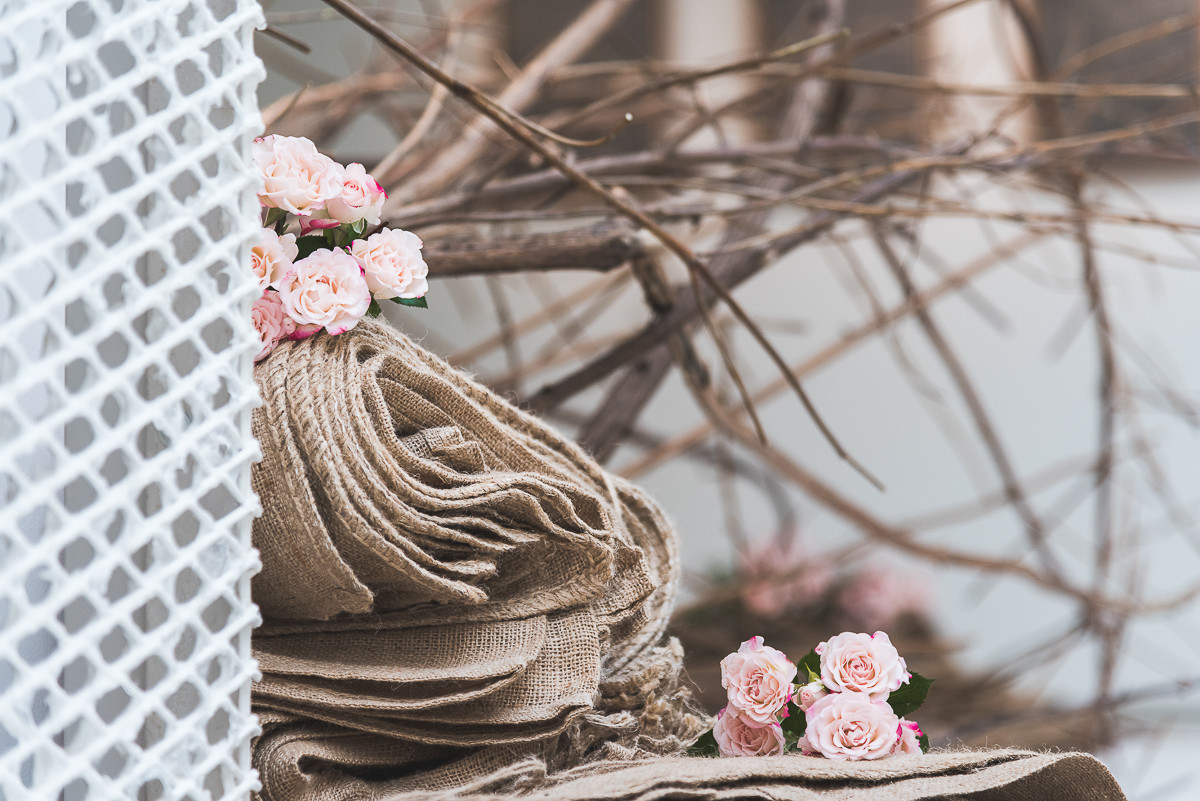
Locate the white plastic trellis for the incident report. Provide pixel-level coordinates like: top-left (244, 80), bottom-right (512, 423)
top-left (0, 1), bottom-right (265, 799)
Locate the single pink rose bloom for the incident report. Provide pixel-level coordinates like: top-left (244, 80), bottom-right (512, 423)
top-left (804, 692), bottom-right (899, 761)
top-left (712, 707), bottom-right (786, 757)
top-left (816, 631), bottom-right (910, 701)
top-left (277, 247), bottom-right (371, 336)
top-left (719, 636), bottom-right (797, 726)
top-left (250, 227), bottom-right (298, 291)
top-left (326, 162), bottom-right (386, 226)
top-left (796, 680), bottom-right (828, 712)
top-left (251, 291), bottom-right (295, 362)
top-left (350, 227), bottom-right (428, 300)
top-left (253, 134), bottom-right (343, 216)
top-left (892, 718), bottom-right (923, 755)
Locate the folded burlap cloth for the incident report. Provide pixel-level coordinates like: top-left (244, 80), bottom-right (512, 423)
top-left (249, 320), bottom-right (1126, 801)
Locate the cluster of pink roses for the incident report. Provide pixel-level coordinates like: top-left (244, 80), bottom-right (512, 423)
top-left (700, 631), bottom-right (930, 761)
top-left (248, 135), bottom-right (429, 362)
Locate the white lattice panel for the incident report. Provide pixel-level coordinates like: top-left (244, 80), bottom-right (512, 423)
top-left (0, 1), bottom-right (265, 799)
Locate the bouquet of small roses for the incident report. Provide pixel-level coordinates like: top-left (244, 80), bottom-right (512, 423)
top-left (689, 631), bottom-right (932, 760)
top-left (248, 134), bottom-right (429, 362)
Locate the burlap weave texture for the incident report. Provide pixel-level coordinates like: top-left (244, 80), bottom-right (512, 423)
top-left (250, 320), bottom-right (705, 794)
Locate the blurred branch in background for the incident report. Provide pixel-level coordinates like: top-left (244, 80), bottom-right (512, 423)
top-left (260, 0), bottom-right (1200, 761)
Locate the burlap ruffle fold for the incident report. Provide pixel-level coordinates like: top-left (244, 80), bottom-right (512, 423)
top-left (250, 321), bottom-right (707, 798)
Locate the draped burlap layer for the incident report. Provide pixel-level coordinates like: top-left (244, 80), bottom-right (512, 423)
top-left (250, 320), bottom-right (707, 795)
top-left (249, 320), bottom-right (1125, 801)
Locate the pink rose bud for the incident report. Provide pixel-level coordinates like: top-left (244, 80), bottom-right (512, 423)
top-left (804, 692), bottom-right (900, 761)
top-left (250, 227), bottom-right (298, 291)
top-left (253, 134), bottom-right (344, 216)
top-left (719, 636), bottom-right (797, 726)
top-left (892, 718), bottom-right (923, 755)
top-left (712, 707), bottom-right (786, 757)
top-left (277, 247), bottom-right (371, 336)
top-left (326, 162), bottom-right (386, 226)
top-left (251, 291), bottom-right (295, 362)
top-left (815, 631), bottom-right (910, 701)
top-left (350, 227), bottom-right (428, 300)
top-left (796, 680), bottom-right (828, 712)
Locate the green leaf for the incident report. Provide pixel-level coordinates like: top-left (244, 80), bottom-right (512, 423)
top-left (294, 235), bottom-right (331, 260)
top-left (365, 299), bottom-right (382, 318)
top-left (391, 296), bottom-right (429, 309)
top-left (917, 733), bottom-right (930, 754)
top-left (797, 649), bottom-right (821, 684)
top-left (887, 671), bottom-right (933, 719)
top-left (351, 218), bottom-right (367, 235)
top-left (686, 729), bottom-right (719, 757)
top-left (779, 701), bottom-right (806, 739)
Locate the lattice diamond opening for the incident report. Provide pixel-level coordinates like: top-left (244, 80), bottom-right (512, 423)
top-left (1, 1), bottom-right (265, 799)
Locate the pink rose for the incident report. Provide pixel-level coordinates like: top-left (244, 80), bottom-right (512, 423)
top-left (893, 718), bottom-right (923, 755)
top-left (326, 162), bottom-right (386, 226)
top-left (251, 291), bottom-right (295, 362)
top-left (804, 692), bottom-right (899, 761)
top-left (796, 680), bottom-right (828, 712)
top-left (277, 248), bottom-right (371, 336)
top-left (250, 227), bottom-right (298, 291)
top-left (350, 228), bottom-right (428, 300)
top-left (712, 707), bottom-right (786, 757)
top-left (719, 636), bottom-right (797, 725)
top-left (253, 135), bottom-right (343, 216)
top-left (816, 631), bottom-right (909, 701)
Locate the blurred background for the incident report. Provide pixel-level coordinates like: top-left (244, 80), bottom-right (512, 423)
top-left (256, 1), bottom-right (1200, 797)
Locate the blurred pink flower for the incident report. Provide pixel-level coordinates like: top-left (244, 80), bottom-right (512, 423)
top-left (839, 564), bottom-right (931, 630)
top-left (739, 537), bottom-right (832, 618)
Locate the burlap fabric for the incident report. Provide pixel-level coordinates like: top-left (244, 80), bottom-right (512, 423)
top-left (250, 319), bottom-right (706, 795)
top-left (249, 320), bottom-right (1126, 801)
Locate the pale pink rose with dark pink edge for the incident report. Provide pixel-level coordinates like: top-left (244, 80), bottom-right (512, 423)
top-left (796, 680), bottom-right (828, 712)
top-left (277, 247), bottom-right (371, 336)
top-left (712, 707), bottom-right (786, 757)
top-left (251, 291), bottom-right (295, 362)
top-left (816, 631), bottom-right (910, 701)
top-left (719, 636), bottom-right (797, 726)
top-left (251, 228), bottom-right (297, 291)
top-left (326, 162), bottom-right (386, 226)
top-left (804, 692), bottom-right (899, 761)
top-left (253, 135), bottom-right (343, 216)
top-left (350, 228), bottom-right (428, 300)
top-left (892, 718), bottom-right (923, 755)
